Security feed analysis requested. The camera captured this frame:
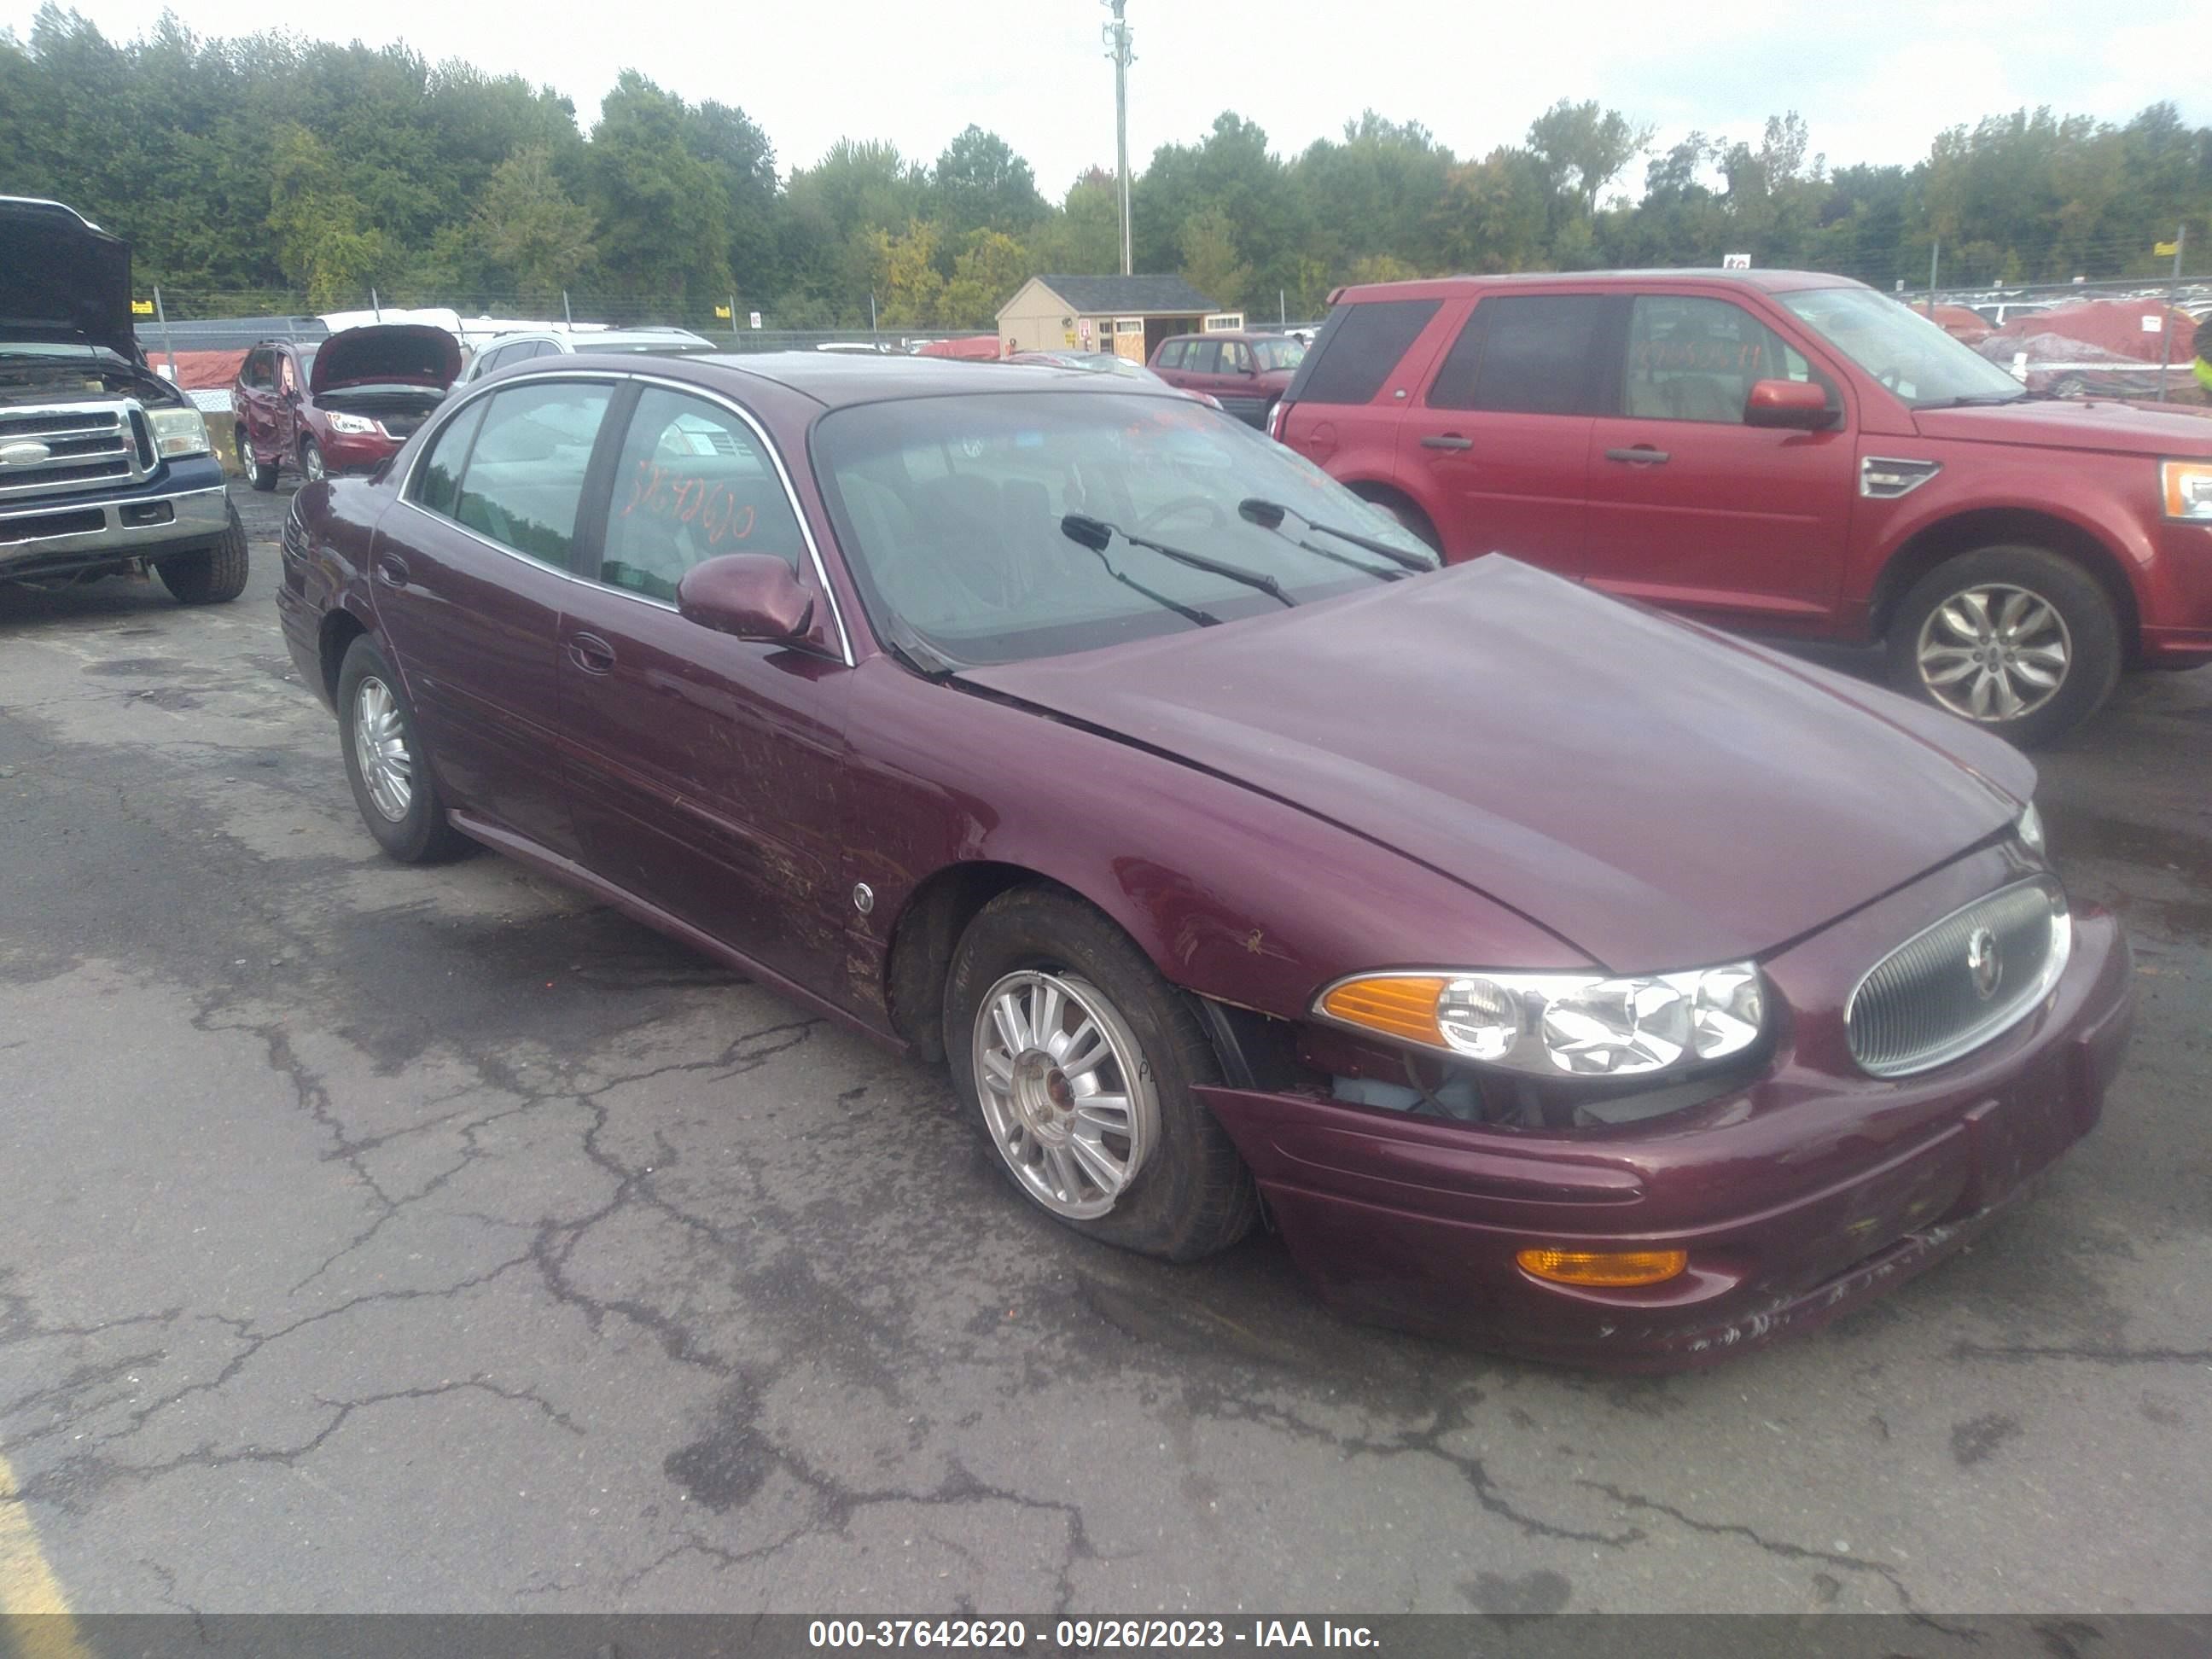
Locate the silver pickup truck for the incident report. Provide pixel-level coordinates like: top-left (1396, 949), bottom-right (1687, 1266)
top-left (2, 196), bottom-right (247, 603)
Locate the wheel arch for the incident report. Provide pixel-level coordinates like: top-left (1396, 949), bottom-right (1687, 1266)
top-left (1871, 508), bottom-right (2141, 661)
top-left (317, 604), bottom-right (372, 705)
top-left (882, 860), bottom-right (1084, 1062)
top-left (1342, 478), bottom-right (1442, 548)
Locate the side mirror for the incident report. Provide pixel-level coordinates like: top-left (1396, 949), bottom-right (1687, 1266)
top-left (676, 554), bottom-right (814, 643)
top-left (1744, 378), bottom-right (1836, 429)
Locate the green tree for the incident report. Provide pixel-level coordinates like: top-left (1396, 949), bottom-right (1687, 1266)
top-left (866, 219), bottom-right (946, 326)
top-left (473, 144), bottom-right (597, 306)
top-left (934, 125), bottom-right (1046, 241)
top-left (941, 229), bottom-right (1030, 327)
top-left (265, 123), bottom-right (394, 307)
top-left (1177, 206), bottom-right (1251, 310)
top-left (585, 71), bottom-right (731, 310)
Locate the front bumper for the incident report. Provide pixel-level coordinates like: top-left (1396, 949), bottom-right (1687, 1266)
top-left (317, 429), bottom-right (404, 475)
top-left (0, 460), bottom-right (230, 579)
top-left (1198, 859), bottom-right (2135, 1370)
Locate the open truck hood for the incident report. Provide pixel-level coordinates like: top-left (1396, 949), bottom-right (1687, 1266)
top-left (960, 558), bottom-right (2034, 973)
top-left (0, 196), bottom-right (137, 361)
top-left (310, 323), bottom-right (463, 397)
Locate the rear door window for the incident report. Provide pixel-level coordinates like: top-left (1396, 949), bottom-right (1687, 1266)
top-left (1429, 294), bottom-right (1608, 415)
top-left (598, 387), bottom-right (806, 600)
top-left (1291, 299), bottom-right (1442, 405)
top-left (450, 381), bottom-right (614, 571)
top-left (1158, 341), bottom-right (1187, 370)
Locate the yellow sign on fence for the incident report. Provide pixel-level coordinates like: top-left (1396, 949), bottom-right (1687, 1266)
top-left (130, 299), bottom-right (154, 315)
top-left (2155, 240), bottom-right (2180, 257)
top-left (713, 305), bottom-right (732, 319)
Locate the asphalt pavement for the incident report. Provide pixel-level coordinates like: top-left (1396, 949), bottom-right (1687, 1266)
top-left (1, 480), bottom-right (2206, 1618)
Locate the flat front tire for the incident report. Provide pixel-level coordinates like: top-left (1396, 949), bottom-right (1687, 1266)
top-left (1884, 544), bottom-right (2120, 747)
top-left (335, 636), bottom-right (468, 863)
top-left (154, 503), bottom-right (251, 605)
top-left (945, 888), bottom-right (1259, 1262)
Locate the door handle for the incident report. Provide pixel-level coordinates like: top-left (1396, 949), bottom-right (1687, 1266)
top-left (1604, 446), bottom-right (1671, 465)
top-left (567, 632), bottom-right (617, 675)
top-left (375, 555), bottom-right (410, 587)
top-left (1420, 434), bottom-right (1474, 451)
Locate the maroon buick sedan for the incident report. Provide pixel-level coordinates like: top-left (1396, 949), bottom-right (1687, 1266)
top-left (275, 352), bottom-right (2134, 1367)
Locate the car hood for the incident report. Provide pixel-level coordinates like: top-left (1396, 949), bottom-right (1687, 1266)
top-left (310, 323), bottom-right (463, 396)
top-left (959, 559), bottom-right (2032, 973)
top-left (1912, 397), bottom-right (2212, 458)
top-left (0, 198), bottom-right (137, 361)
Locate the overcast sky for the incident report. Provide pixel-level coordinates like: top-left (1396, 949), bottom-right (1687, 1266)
top-left (9, 0), bottom-right (2204, 194)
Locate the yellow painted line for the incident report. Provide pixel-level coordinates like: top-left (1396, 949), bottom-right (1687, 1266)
top-left (0, 1449), bottom-right (94, 1659)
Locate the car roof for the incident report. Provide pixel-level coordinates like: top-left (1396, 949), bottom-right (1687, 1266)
top-left (1161, 329), bottom-right (1284, 343)
top-left (1330, 269), bottom-right (1869, 303)
top-left (527, 351), bottom-right (1187, 410)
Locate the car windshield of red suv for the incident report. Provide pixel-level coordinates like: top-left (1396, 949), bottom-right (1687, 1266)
top-left (816, 391), bottom-right (1434, 665)
top-left (1250, 337), bottom-right (1306, 371)
top-left (1782, 285), bottom-right (2030, 406)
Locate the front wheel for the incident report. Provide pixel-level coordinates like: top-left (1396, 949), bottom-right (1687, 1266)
top-left (945, 888), bottom-right (1258, 1262)
top-left (300, 437), bottom-right (327, 483)
top-left (155, 503), bottom-right (250, 604)
top-left (1884, 545), bottom-right (2120, 747)
top-left (335, 637), bottom-right (469, 863)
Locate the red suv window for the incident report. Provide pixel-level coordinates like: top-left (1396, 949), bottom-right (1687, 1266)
top-left (1428, 295), bottom-right (1610, 415)
top-left (1295, 299), bottom-right (1441, 405)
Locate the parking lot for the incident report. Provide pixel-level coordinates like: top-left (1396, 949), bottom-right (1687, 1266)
top-left (1, 479), bottom-right (2207, 1617)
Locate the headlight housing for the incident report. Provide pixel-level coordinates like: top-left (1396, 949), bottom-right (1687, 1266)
top-left (2017, 801), bottom-right (2046, 855)
top-left (324, 412), bottom-right (380, 435)
top-left (1317, 963), bottom-right (1767, 1080)
top-left (147, 406), bottom-right (211, 458)
top-left (2162, 460), bottom-right (2212, 521)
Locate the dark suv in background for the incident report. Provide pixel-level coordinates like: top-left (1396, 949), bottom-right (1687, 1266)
top-left (1273, 271), bottom-right (2212, 744)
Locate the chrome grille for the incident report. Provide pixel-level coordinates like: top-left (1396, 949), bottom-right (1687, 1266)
top-left (1847, 878), bottom-right (2070, 1078)
top-left (0, 402), bottom-right (145, 501)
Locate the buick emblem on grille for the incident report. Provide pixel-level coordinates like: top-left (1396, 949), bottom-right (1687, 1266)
top-left (0, 439), bottom-right (54, 468)
top-left (1965, 926), bottom-right (2002, 1000)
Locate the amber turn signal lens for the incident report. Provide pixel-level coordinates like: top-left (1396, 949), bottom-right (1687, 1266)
top-left (1516, 1247), bottom-right (1690, 1288)
top-left (1318, 975), bottom-right (1449, 1045)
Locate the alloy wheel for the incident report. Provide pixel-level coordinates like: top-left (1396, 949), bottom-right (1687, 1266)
top-left (971, 969), bottom-right (1158, 1220)
top-left (1915, 583), bottom-right (2072, 723)
top-left (352, 676), bottom-right (413, 822)
top-left (302, 441), bottom-right (326, 482)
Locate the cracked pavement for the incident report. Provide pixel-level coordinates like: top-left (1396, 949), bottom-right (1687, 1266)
top-left (1, 481), bottom-right (2207, 1615)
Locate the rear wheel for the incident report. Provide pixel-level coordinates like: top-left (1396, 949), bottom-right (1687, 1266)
top-left (154, 503), bottom-right (250, 605)
top-left (1884, 544), bottom-right (2120, 747)
top-left (335, 637), bottom-right (469, 863)
top-left (236, 427), bottom-right (277, 492)
top-left (1354, 487), bottom-right (1441, 555)
top-left (945, 888), bottom-right (1258, 1262)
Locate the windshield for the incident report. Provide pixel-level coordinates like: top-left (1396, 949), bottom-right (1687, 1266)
top-left (1251, 337), bottom-right (1307, 372)
top-left (1781, 287), bottom-right (2026, 405)
top-left (815, 391), bottom-right (1435, 667)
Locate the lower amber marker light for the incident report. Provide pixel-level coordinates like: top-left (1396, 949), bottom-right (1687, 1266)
top-left (1516, 1247), bottom-right (1689, 1288)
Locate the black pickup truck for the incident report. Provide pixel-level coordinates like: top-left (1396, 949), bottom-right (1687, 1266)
top-left (1, 196), bottom-right (247, 602)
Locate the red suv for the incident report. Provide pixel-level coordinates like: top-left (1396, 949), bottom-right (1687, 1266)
top-left (233, 323), bottom-right (461, 489)
top-left (1274, 271), bottom-right (2212, 743)
top-left (1150, 330), bottom-right (1305, 428)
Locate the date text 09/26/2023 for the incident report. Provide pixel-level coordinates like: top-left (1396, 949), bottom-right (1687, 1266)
top-left (807, 1621), bottom-right (1381, 1650)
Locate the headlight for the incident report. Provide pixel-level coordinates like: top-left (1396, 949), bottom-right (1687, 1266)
top-left (147, 406), bottom-right (211, 458)
top-left (324, 412), bottom-right (379, 435)
top-left (2163, 460), bottom-right (2212, 521)
top-left (1318, 963), bottom-right (1767, 1079)
top-left (2017, 802), bottom-right (2046, 855)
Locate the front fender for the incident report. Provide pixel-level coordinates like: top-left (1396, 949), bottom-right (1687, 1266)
top-left (838, 660), bottom-right (1588, 1032)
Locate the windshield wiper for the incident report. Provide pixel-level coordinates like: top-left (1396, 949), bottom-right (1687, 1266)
top-left (1236, 497), bottom-right (1433, 579)
top-left (1062, 513), bottom-right (1295, 608)
top-left (1918, 393), bottom-right (2031, 409)
top-left (1057, 527), bottom-right (1223, 628)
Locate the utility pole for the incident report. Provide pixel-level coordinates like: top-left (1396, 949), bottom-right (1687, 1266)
top-left (1925, 241), bottom-right (1938, 318)
top-left (1103, 1), bottom-right (1134, 275)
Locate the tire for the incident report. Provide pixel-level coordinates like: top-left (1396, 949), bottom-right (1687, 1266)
top-left (154, 502), bottom-right (251, 605)
top-left (299, 436), bottom-right (327, 484)
top-left (237, 427), bottom-right (278, 492)
top-left (944, 887), bottom-right (1259, 1263)
top-left (335, 636), bottom-right (469, 863)
top-left (1883, 544), bottom-right (2121, 747)
top-left (1358, 489), bottom-right (1442, 556)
